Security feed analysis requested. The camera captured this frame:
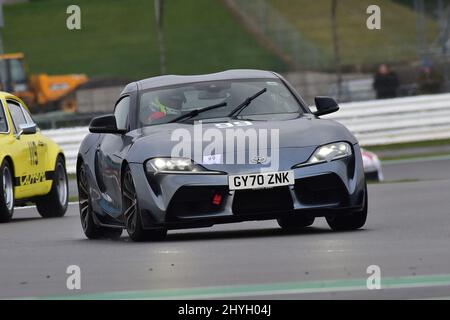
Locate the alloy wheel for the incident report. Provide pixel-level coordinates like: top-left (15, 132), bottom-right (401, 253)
top-left (123, 170), bottom-right (138, 234)
top-left (78, 166), bottom-right (91, 231)
top-left (2, 166), bottom-right (13, 212)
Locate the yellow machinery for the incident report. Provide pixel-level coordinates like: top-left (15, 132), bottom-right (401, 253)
top-left (0, 53), bottom-right (88, 112)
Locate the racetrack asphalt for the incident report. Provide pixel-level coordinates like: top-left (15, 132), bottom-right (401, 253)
top-left (66, 156), bottom-right (450, 198)
top-left (1, 158), bottom-right (450, 300)
top-left (382, 156), bottom-right (450, 182)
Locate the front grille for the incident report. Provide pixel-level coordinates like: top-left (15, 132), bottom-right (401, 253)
top-left (167, 186), bottom-right (228, 219)
top-left (232, 186), bottom-right (293, 215)
top-left (294, 174), bottom-right (347, 206)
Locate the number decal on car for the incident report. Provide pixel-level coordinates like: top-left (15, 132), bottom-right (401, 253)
top-left (215, 121), bottom-right (253, 129)
top-left (28, 141), bottom-right (39, 166)
top-left (20, 172), bottom-right (46, 186)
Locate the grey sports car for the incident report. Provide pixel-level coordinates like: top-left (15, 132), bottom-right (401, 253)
top-left (77, 70), bottom-right (367, 241)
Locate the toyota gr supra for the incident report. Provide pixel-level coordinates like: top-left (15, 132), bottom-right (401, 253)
top-left (77, 70), bottom-right (367, 241)
top-left (0, 92), bottom-right (68, 222)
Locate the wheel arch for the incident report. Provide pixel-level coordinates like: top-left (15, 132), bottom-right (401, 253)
top-left (76, 154), bottom-right (90, 186)
top-left (76, 154), bottom-right (84, 176)
top-left (57, 152), bottom-right (66, 166)
top-left (44, 141), bottom-right (66, 173)
top-left (120, 159), bottom-right (130, 185)
top-left (1, 155), bottom-right (15, 178)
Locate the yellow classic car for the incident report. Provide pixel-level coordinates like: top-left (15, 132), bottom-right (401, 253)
top-left (0, 92), bottom-right (68, 222)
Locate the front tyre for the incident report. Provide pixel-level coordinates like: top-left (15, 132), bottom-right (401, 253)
top-left (122, 166), bottom-right (167, 242)
top-left (0, 160), bottom-right (14, 223)
top-left (78, 163), bottom-right (122, 240)
top-left (36, 156), bottom-right (69, 218)
top-left (326, 186), bottom-right (368, 231)
top-left (277, 215), bottom-right (315, 231)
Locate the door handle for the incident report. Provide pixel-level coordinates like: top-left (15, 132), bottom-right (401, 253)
top-left (38, 141), bottom-right (46, 147)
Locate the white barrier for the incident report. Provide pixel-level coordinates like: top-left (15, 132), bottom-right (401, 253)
top-left (323, 93), bottom-right (450, 145)
top-left (43, 93), bottom-right (450, 174)
top-left (43, 127), bottom-right (89, 174)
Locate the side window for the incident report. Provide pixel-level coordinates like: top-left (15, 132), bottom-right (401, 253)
top-left (7, 100), bottom-right (27, 133)
top-left (114, 96), bottom-right (130, 131)
top-left (20, 105), bottom-right (36, 125)
top-left (0, 102), bottom-right (8, 133)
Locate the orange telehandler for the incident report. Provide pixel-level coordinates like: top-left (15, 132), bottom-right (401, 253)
top-left (0, 52), bottom-right (88, 113)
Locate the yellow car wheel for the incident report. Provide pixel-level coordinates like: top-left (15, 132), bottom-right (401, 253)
top-left (35, 156), bottom-right (68, 218)
top-left (0, 160), bottom-right (14, 223)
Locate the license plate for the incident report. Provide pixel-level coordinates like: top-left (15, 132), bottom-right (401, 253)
top-left (228, 171), bottom-right (295, 191)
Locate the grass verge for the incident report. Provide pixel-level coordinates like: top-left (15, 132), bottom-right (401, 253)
top-left (365, 138), bottom-right (450, 152)
top-left (4, 0), bottom-right (286, 79)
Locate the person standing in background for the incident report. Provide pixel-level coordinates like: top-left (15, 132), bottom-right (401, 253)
top-left (417, 60), bottom-right (443, 95)
top-left (373, 64), bottom-right (400, 99)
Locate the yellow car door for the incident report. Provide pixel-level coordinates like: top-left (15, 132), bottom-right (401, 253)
top-left (5, 99), bottom-right (44, 199)
top-left (20, 103), bottom-right (48, 172)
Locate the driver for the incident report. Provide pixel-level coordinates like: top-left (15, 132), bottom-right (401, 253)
top-left (146, 90), bottom-right (186, 122)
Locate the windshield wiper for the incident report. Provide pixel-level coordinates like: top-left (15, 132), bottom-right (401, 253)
top-left (227, 88), bottom-right (267, 119)
top-left (169, 102), bottom-right (227, 123)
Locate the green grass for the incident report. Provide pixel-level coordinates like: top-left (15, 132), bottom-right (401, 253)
top-left (380, 152), bottom-right (450, 161)
top-left (367, 179), bottom-right (420, 185)
top-left (269, 0), bottom-right (439, 67)
top-left (3, 0), bottom-right (286, 79)
top-left (365, 138), bottom-right (450, 152)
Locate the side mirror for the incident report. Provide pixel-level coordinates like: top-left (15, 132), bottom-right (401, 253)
top-left (89, 115), bottom-right (125, 134)
top-left (313, 96), bottom-right (339, 116)
top-left (16, 123), bottom-right (37, 139)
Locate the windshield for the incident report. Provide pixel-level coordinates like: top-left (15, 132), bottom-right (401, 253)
top-left (0, 102), bottom-right (8, 133)
top-left (138, 79), bottom-right (303, 127)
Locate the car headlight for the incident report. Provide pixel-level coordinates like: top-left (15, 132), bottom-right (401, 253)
top-left (308, 142), bottom-right (352, 164)
top-left (294, 142), bottom-right (352, 168)
top-left (145, 157), bottom-right (222, 174)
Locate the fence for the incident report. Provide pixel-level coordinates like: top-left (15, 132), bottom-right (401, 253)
top-left (43, 93), bottom-right (450, 173)
top-left (322, 92), bottom-right (450, 146)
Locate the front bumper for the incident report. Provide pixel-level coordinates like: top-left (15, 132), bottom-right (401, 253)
top-left (129, 147), bottom-right (366, 230)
